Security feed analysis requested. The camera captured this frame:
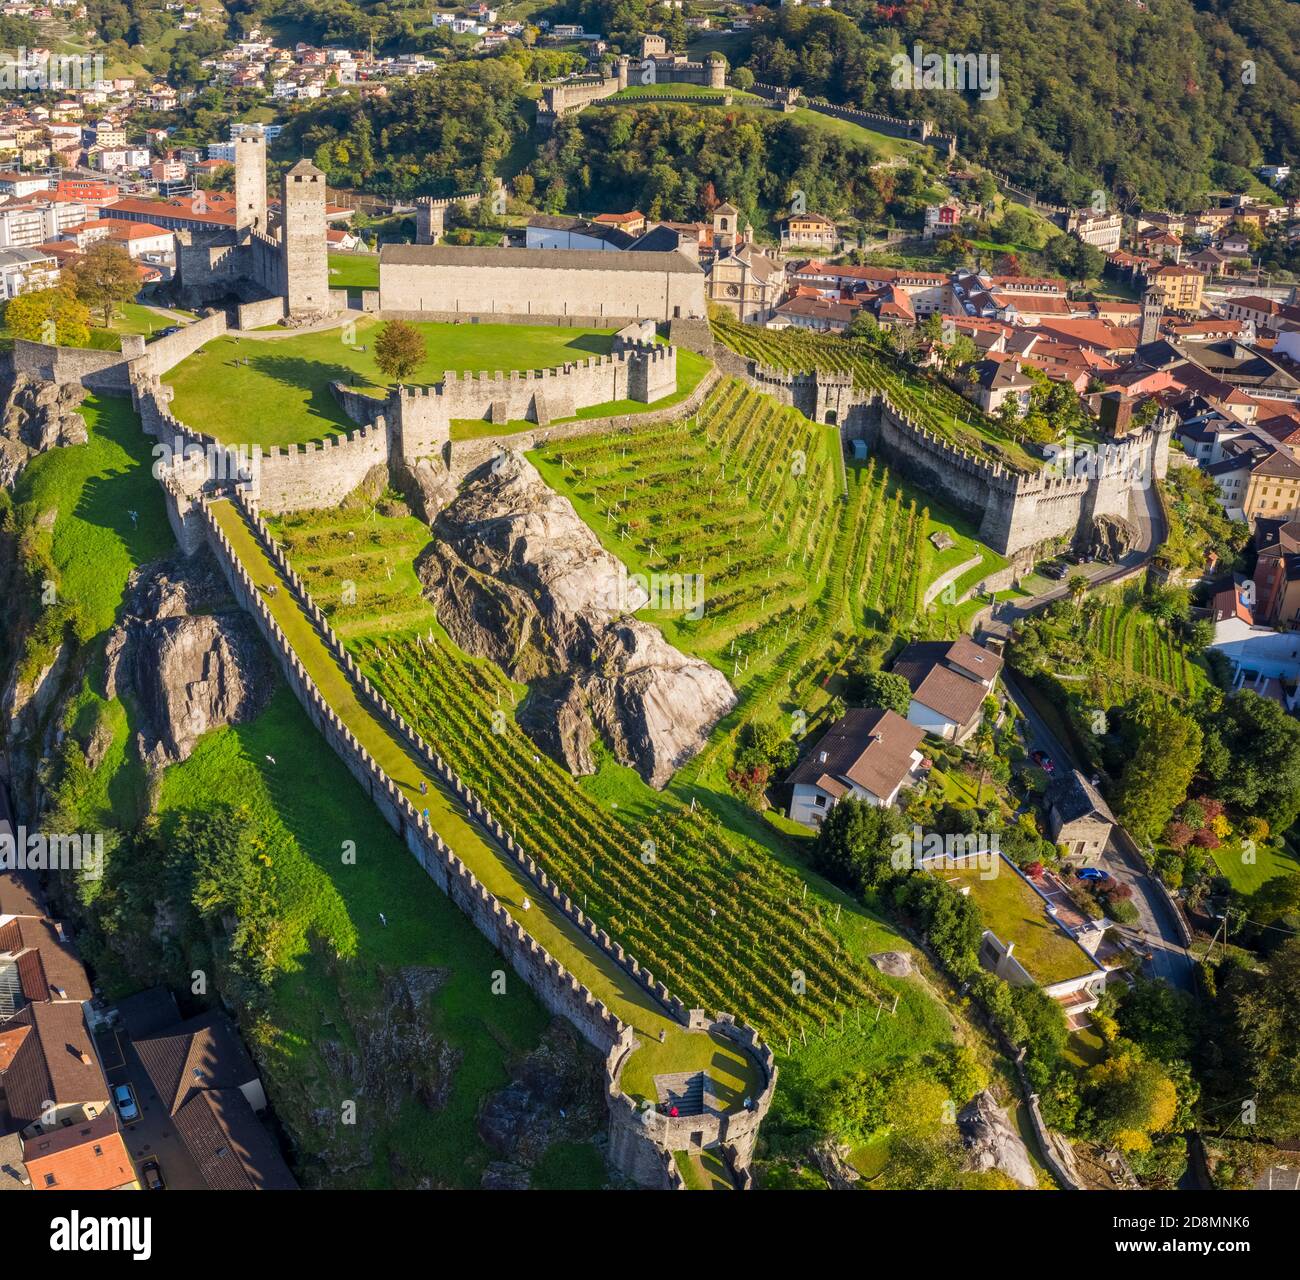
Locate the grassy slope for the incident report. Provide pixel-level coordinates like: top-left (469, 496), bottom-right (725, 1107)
top-left (156, 688), bottom-right (562, 1189)
top-left (1211, 838), bottom-right (1300, 896)
top-left (209, 497), bottom-right (760, 1103)
top-left (13, 393), bottom-right (174, 639)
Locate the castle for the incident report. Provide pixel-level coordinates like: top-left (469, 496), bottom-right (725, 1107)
top-left (538, 35), bottom-right (727, 128)
top-left (740, 362), bottom-right (1174, 566)
top-left (174, 134), bottom-right (331, 324)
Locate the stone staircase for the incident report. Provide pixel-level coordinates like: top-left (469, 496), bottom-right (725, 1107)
top-left (656, 1070), bottom-right (707, 1117)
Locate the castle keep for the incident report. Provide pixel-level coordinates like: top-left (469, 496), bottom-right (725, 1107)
top-left (175, 136), bottom-right (331, 323)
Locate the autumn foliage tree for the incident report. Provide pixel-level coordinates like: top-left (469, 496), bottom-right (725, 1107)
top-left (70, 240), bottom-right (138, 328)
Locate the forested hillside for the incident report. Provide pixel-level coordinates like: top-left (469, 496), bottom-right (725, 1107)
top-left (738, 0), bottom-right (1299, 210)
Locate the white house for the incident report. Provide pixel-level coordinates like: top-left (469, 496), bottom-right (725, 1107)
top-left (893, 636), bottom-right (1004, 742)
top-left (786, 707), bottom-right (926, 827)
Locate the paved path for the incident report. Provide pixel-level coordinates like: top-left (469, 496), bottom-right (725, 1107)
top-left (924, 554), bottom-right (981, 607)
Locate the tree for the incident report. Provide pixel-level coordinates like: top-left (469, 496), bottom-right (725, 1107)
top-left (374, 319), bottom-right (426, 385)
top-left (1085, 1048), bottom-right (1179, 1152)
top-left (70, 241), bottom-right (138, 327)
top-left (1, 286), bottom-right (90, 347)
top-left (810, 795), bottom-right (906, 894)
top-left (1115, 701), bottom-right (1202, 844)
top-left (1199, 691), bottom-right (1300, 832)
top-left (846, 309), bottom-right (878, 340)
top-left (1066, 572), bottom-right (1089, 609)
top-left (859, 670), bottom-right (912, 717)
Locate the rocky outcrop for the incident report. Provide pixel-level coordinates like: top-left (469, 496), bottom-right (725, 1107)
top-left (103, 551), bottom-right (277, 771)
top-left (417, 451), bottom-right (735, 787)
top-left (0, 373), bottom-right (88, 488)
top-left (393, 455), bottom-right (457, 525)
top-left (809, 1137), bottom-right (862, 1190)
top-left (1081, 512), bottom-right (1138, 564)
top-left (476, 1019), bottom-right (605, 1188)
top-left (958, 1089), bottom-right (1038, 1189)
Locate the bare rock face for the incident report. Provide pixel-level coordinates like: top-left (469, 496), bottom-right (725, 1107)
top-left (417, 451), bottom-right (735, 788)
top-left (0, 373), bottom-right (88, 488)
top-left (1081, 513), bottom-right (1137, 564)
top-left (958, 1089), bottom-right (1038, 1189)
top-left (393, 455), bottom-right (458, 526)
top-left (103, 551), bottom-right (277, 771)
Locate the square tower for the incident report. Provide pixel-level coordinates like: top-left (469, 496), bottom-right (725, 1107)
top-left (234, 132), bottom-right (267, 241)
top-left (281, 158), bottom-right (330, 317)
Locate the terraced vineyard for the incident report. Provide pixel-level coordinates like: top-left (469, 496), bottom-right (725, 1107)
top-left (265, 372), bottom-right (1007, 1048)
top-left (1088, 594), bottom-right (1205, 698)
top-left (712, 317), bottom-right (1041, 473)
top-left (349, 627), bottom-right (888, 1041)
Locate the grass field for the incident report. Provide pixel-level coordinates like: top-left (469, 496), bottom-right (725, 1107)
top-left (165, 320), bottom-right (706, 447)
top-left (327, 252), bottom-right (380, 291)
top-left (11, 394), bottom-right (174, 640)
top-left (1211, 838), bottom-right (1300, 896)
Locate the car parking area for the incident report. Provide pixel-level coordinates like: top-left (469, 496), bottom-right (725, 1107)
top-left (94, 1026), bottom-right (206, 1191)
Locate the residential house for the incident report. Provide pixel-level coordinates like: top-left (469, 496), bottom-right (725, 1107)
top-left (892, 636), bottom-right (1004, 742)
top-left (966, 355), bottom-right (1035, 416)
top-left (780, 210), bottom-right (837, 251)
top-left (1251, 517), bottom-right (1300, 628)
top-left (786, 708), bottom-right (926, 826)
top-left (133, 1011), bottom-right (298, 1190)
top-left (1066, 207), bottom-right (1123, 254)
top-left (1046, 770), bottom-right (1115, 862)
top-left (23, 1111), bottom-right (136, 1191)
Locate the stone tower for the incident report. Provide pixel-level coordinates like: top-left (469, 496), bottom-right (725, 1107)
top-left (713, 202), bottom-right (739, 252)
top-left (1139, 287), bottom-right (1163, 346)
top-left (234, 132), bottom-right (267, 242)
top-left (707, 52), bottom-right (726, 89)
top-left (280, 157), bottom-right (330, 318)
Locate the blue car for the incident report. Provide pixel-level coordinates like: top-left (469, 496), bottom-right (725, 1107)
top-left (1077, 867), bottom-right (1110, 882)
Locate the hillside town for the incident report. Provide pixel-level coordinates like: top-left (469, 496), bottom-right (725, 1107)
top-left (0, 0), bottom-right (1298, 1248)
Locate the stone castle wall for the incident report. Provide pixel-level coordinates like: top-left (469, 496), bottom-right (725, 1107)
top-left (744, 359), bottom-right (1170, 560)
top-left (378, 257), bottom-right (707, 323)
top-left (170, 483), bottom-right (776, 1183)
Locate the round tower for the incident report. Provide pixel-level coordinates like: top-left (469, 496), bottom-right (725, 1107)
top-left (615, 55), bottom-right (631, 90)
top-left (707, 52), bottom-right (726, 90)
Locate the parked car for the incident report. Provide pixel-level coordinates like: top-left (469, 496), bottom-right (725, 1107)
top-left (112, 1082), bottom-right (140, 1125)
top-left (1030, 749), bottom-right (1056, 774)
top-left (1077, 867), bottom-right (1111, 882)
top-left (140, 1158), bottom-right (165, 1190)
top-left (1042, 561), bottom-right (1069, 580)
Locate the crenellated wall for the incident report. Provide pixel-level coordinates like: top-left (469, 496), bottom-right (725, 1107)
top-left (171, 482), bottom-right (776, 1184)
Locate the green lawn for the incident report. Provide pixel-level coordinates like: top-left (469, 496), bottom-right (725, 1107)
top-left (209, 497), bottom-right (759, 1111)
top-left (675, 1147), bottom-right (735, 1189)
top-left (1212, 838), bottom-right (1300, 896)
top-left (156, 686), bottom-right (564, 1188)
top-left (165, 320), bottom-right (700, 447)
top-left (931, 858), bottom-right (1097, 987)
top-left (12, 394), bottom-right (173, 639)
top-left (327, 252), bottom-right (380, 291)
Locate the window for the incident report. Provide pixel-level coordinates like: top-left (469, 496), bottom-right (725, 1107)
top-left (814, 794), bottom-right (827, 807)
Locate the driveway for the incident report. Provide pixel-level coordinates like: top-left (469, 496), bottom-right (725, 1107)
top-left (1002, 671), bottom-right (1195, 993)
top-left (96, 1026), bottom-right (206, 1191)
